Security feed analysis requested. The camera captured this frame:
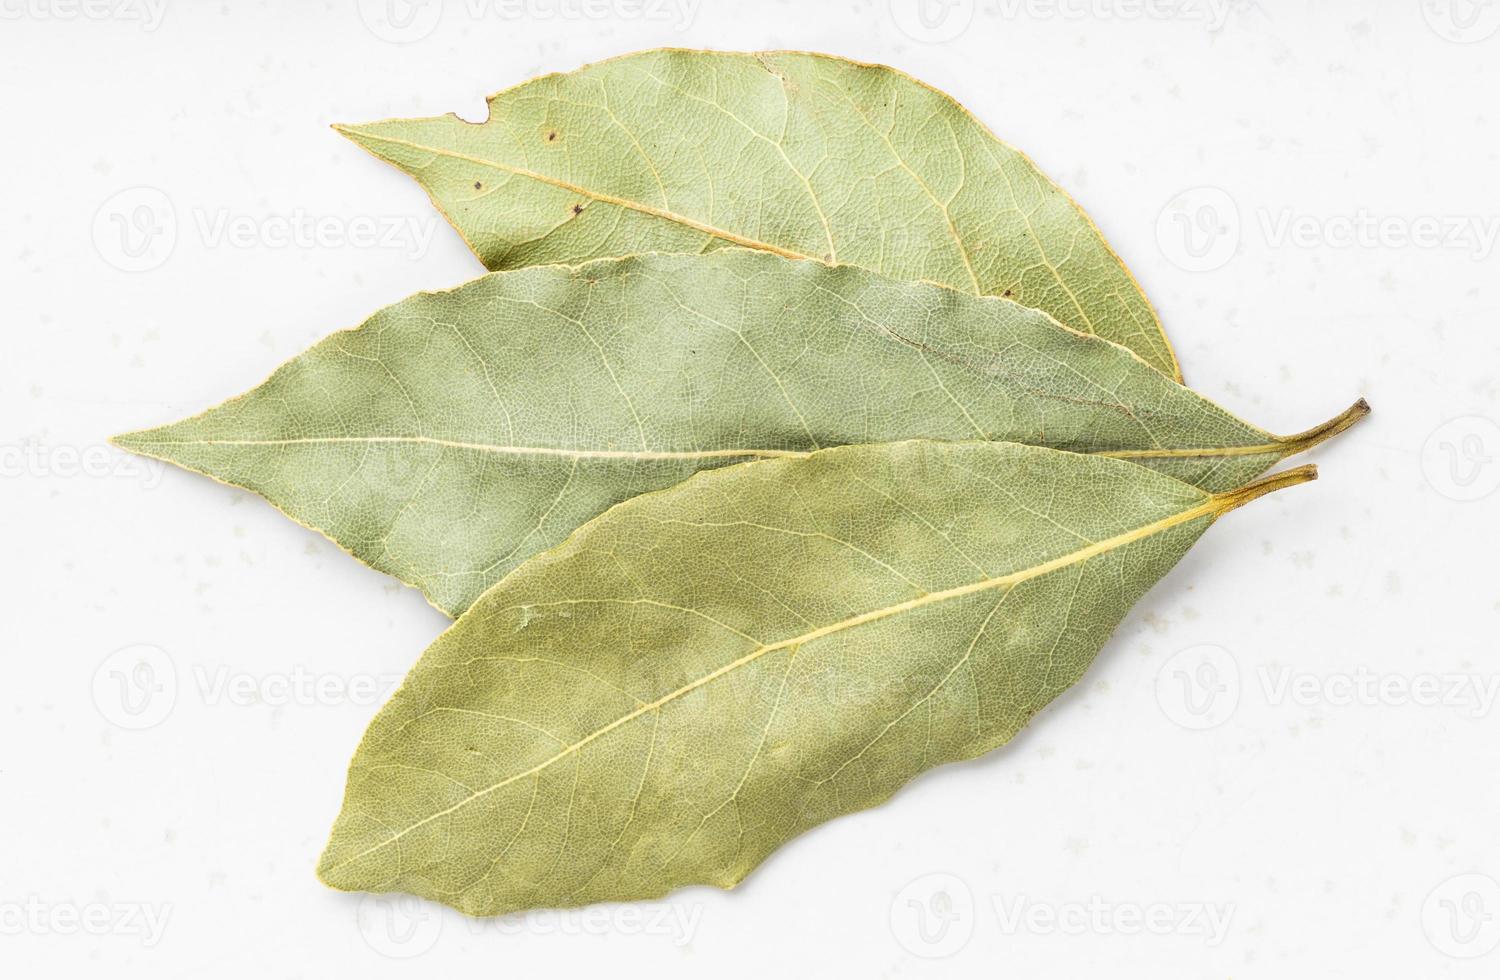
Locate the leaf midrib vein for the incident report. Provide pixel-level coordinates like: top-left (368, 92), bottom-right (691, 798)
top-left (124, 433), bottom-right (1300, 463)
top-left (344, 130), bottom-right (820, 263)
top-left (124, 435), bottom-right (806, 462)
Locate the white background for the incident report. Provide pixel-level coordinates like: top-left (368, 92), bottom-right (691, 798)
top-left (3, 0), bottom-right (1498, 976)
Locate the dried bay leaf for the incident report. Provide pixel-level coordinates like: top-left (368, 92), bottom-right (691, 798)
top-left (112, 250), bottom-right (1365, 617)
top-left (338, 48), bottom-right (1184, 378)
top-left (317, 441), bottom-right (1316, 915)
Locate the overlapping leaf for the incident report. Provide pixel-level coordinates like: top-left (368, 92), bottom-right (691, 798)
top-left (317, 440), bottom-right (1315, 915)
top-left (113, 250), bottom-right (1362, 616)
top-left (338, 48), bottom-right (1183, 377)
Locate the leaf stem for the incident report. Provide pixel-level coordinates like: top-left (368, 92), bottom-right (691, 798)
top-left (1278, 397), bottom-right (1371, 453)
top-left (1211, 463), bottom-right (1319, 516)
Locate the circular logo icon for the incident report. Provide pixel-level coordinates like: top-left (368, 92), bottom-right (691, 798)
top-left (92, 187), bottom-right (176, 273)
top-left (1155, 186), bottom-right (1240, 271)
top-left (357, 0), bottom-right (442, 43)
top-left (888, 0), bottom-right (975, 43)
top-left (1156, 644), bottom-right (1240, 730)
top-left (1421, 0), bottom-right (1500, 44)
top-left (92, 644), bottom-right (177, 730)
top-left (1422, 416), bottom-right (1500, 502)
top-left (357, 893), bottom-right (443, 958)
top-left (890, 872), bottom-right (974, 958)
top-left (1422, 873), bottom-right (1500, 958)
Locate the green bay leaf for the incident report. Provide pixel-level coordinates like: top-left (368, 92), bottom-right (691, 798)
top-left (317, 440), bottom-right (1316, 915)
top-left (112, 249), bottom-right (1365, 617)
top-left (338, 48), bottom-right (1184, 378)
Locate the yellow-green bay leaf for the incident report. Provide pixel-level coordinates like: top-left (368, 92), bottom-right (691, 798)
top-left (317, 441), bottom-right (1317, 915)
top-left (112, 249), bottom-right (1365, 617)
top-left (338, 48), bottom-right (1183, 377)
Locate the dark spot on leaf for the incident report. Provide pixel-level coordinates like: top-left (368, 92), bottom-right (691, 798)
top-left (473, 181), bottom-right (482, 190)
top-left (547, 131), bottom-right (558, 141)
top-left (1002, 289), bottom-right (1014, 298)
top-left (572, 203), bottom-right (585, 216)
